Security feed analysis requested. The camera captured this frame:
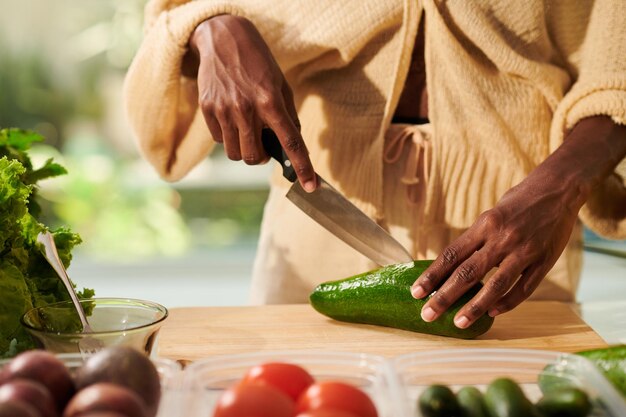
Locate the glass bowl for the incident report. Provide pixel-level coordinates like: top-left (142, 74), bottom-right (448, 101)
top-left (20, 298), bottom-right (168, 356)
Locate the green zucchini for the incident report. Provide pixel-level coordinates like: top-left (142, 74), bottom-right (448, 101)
top-left (309, 260), bottom-right (494, 339)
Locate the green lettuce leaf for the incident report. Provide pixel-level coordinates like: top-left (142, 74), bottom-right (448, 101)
top-left (1, 128), bottom-right (92, 357)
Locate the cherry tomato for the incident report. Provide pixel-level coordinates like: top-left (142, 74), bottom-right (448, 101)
top-left (296, 381), bottom-right (378, 417)
top-left (213, 383), bottom-right (294, 417)
top-left (295, 409), bottom-right (360, 417)
top-left (241, 362), bottom-right (315, 401)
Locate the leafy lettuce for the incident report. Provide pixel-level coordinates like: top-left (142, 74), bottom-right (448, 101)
top-left (1, 128), bottom-right (93, 358)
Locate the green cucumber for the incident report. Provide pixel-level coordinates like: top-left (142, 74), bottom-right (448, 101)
top-left (577, 345), bottom-right (626, 397)
top-left (536, 387), bottom-right (592, 417)
top-left (457, 386), bottom-right (489, 417)
top-left (539, 345), bottom-right (626, 398)
top-left (418, 384), bottom-right (463, 417)
top-left (309, 260), bottom-right (494, 339)
top-left (484, 378), bottom-right (541, 417)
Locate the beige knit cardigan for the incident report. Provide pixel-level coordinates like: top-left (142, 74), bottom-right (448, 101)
top-left (124, 0), bottom-right (626, 239)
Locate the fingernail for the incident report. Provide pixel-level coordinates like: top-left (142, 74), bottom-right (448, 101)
top-left (421, 307), bottom-right (437, 322)
top-left (411, 285), bottom-right (426, 299)
top-left (488, 308), bottom-right (499, 317)
top-left (455, 315), bottom-right (470, 329)
top-left (303, 181), bottom-right (316, 193)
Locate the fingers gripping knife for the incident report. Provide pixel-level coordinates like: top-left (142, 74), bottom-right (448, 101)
top-left (261, 129), bottom-right (413, 266)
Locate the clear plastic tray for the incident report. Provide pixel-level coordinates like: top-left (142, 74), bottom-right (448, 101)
top-left (0, 352), bottom-right (182, 417)
top-left (4, 348), bottom-right (624, 417)
top-left (180, 350), bottom-right (403, 417)
top-left (391, 348), bottom-right (626, 417)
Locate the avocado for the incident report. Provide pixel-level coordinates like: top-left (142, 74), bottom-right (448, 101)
top-left (309, 260), bottom-right (494, 339)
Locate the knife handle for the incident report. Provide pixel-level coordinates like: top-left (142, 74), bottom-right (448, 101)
top-left (261, 128), bottom-right (297, 183)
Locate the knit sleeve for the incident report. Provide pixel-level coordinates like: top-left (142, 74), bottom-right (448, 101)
top-left (549, 0), bottom-right (626, 239)
top-left (123, 0), bottom-right (402, 181)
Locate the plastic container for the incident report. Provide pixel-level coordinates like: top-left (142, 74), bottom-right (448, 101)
top-left (0, 352), bottom-right (182, 417)
top-left (181, 350), bottom-right (403, 417)
top-left (391, 348), bottom-right (626, 417)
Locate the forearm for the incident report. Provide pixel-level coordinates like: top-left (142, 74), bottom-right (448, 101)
top-left (412, 117), bottom-right (626, 325)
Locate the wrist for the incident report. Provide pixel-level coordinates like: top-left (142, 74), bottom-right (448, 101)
top-left (564, 116), bottom-right (626, 184)
top-left (188, 18), bottom-right (213, 58)
top-left (538, 116), bottom-right (626, 206)
top-left (183, 15), bottom-right (247, 77)
top-left (189, 15), bottom-right (249, 57)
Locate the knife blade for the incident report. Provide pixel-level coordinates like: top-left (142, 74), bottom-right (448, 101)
top-left (261, 129), bottom-right (413, 266)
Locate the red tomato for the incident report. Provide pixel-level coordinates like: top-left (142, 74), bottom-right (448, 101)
top-left (213, 383), bottom-right (295, 417)
top-left (296, 409), bottom-right (360, 417)
top-left (240, 362), bottom-right (315, 401)
top-left (296, 381), bottom-right (378, 417)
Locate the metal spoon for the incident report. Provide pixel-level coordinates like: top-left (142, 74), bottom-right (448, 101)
top-left (37, 231), bottom-right (103, 355)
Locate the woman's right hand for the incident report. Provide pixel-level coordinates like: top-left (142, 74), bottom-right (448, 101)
top-left (188, 15), bottom-right (317, 192)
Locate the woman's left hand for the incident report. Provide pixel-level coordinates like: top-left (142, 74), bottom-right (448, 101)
top-left (411, 116), bottom-right (626, 328)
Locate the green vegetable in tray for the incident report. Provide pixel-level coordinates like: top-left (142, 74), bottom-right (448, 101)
top-left (456, 386), bottom-right (489, 417)
top-left (418, 384), bottom-right (463, 417)
top-left (310, 260), bottom-right (494, 339)
top-left (536, 386), bottom-right (592, 417)
top-left (577, 345), bottom-right (626, 398)
top-left (484, 378), bottom-right (542, 417)
top-left (417, 380), bottom-right (593, 417)
top-left (539, 345), bottom-right (626, 398)
top-left (0, 128), bottom-right (93, 358)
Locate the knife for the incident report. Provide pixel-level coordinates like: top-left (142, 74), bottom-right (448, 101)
top-left (261, 129), bottom-right (413, 266)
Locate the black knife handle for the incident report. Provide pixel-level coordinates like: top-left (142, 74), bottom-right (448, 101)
top-left (261, 128), bottom-right (297, 183)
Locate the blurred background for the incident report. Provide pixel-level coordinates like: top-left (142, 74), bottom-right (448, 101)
top-left (1, 0), bottom-right (624, 311)
top-left (1, 0), bottom-right (266, 306)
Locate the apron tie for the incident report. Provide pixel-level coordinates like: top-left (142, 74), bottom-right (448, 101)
top-left (384, 123), bottom-right (432, 204)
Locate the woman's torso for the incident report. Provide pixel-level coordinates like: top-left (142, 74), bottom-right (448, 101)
top-left (393, 14), bottom-right (428, 123)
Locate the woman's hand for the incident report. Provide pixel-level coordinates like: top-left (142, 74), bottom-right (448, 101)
top-left (187, 15), bottom-right (317, 192)
top-left (411, 116), bottom-right (626, 328)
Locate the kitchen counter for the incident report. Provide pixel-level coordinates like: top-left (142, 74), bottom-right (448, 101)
top-left (157, 301), bottom-right (607, 363)
top-left (72, 246), bottom-right (626, 346)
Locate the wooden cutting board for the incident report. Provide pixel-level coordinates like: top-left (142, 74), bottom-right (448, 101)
top-left (157, 302), bottom-right (607, 362)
